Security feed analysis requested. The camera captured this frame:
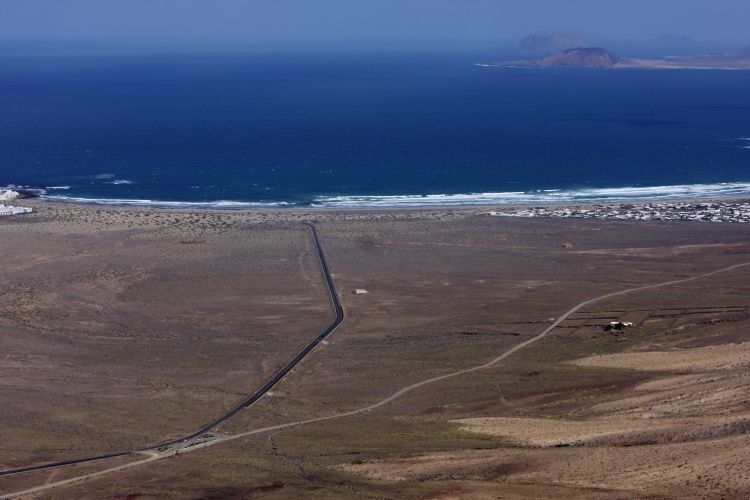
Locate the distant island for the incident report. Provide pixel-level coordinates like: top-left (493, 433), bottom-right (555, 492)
top-left (491, 44), bottom-right (750, 70)
top-left (517, 30), bottom-right (714, 54)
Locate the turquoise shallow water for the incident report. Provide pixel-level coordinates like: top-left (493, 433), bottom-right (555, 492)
top-left (2, 47), bottom-right (749, 208)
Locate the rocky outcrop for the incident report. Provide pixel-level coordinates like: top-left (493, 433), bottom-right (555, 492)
top-left (0, 189), bottom-right (19, 201)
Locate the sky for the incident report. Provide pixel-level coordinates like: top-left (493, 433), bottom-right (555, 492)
top-left (1, 0), bottom-right (749, 48)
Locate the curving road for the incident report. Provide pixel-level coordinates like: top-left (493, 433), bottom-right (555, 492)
top-left (0, 223), bottom-right (343, 478)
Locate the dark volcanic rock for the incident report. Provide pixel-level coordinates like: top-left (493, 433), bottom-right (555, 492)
top-left (539, 47), bottom-right (616, 67)
top-left (520, 33), bottom-right (587, 53)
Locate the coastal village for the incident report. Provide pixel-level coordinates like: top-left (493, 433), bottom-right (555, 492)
top-left (489, 201), bottom-right (750, 223)
top-left (0, 189), bottom-right (33, 216)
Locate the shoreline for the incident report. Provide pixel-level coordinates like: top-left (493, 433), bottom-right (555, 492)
top-left (488, 59), bottom-right (750, 71)
top-left (16, 194), bottom-right (750, 213)
top-left (19, 178), bottom-right (750, 212)
top-left (10, 196), bottom-right (750, 233)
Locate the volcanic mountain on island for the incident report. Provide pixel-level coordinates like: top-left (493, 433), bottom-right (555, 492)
top-left (538, 47), bottom-right (616, 67)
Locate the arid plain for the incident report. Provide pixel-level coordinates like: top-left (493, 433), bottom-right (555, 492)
top-left (1, 200), bottom-right (750, 498)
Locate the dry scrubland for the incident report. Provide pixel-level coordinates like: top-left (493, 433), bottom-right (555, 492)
top-left (1, 200), bottom-right (750, 498)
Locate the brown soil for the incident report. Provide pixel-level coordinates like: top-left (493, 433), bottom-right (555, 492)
top-left (2, 201), bottom-right (750, 498)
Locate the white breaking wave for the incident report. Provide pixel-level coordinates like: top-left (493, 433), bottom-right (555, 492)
top-left (40, 195), bottom-right (295, 209)
top-left (309, 183), bottom-right (750, 208)
top-left (107, 180), bottom-right (133, 185)
top-left (39, 182), bottom-right (750, 210)
top-left (45, 186), bottom-right (71, 190)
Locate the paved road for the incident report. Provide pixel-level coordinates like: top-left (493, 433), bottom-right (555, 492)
top-left (0, 223), bottom-right (343, 479)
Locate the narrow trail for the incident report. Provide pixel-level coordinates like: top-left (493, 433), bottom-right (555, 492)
top-left (1, 454), bottom-right (166, 499)
top-left (3, 260), bottom-right (748, 498)
top-left (216, 262), bottom-right (750, 437)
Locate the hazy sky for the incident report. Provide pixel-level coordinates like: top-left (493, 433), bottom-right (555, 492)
top-left (1, 0), bottom-right (749, 47)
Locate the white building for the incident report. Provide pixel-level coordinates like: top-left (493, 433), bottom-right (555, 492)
top-left (0, 204), bottom-right (33, 216)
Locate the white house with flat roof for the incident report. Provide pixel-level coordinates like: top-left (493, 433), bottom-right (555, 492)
top-left (0, 204), bottom-right (32, 216)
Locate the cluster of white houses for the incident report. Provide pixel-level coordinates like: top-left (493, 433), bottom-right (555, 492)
top-left (0, 189), bottom-right (32, 216)
top-left (0, 205), bottom-right (33, 216)
top-left (489, 201), bottom-right (750, 223)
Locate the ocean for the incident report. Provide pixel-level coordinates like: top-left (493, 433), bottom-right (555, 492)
top-left (1, 46), bottom-right (749, 208)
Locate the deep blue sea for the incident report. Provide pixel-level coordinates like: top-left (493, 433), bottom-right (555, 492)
top-left (2, 46), bottom-right (750, 208)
